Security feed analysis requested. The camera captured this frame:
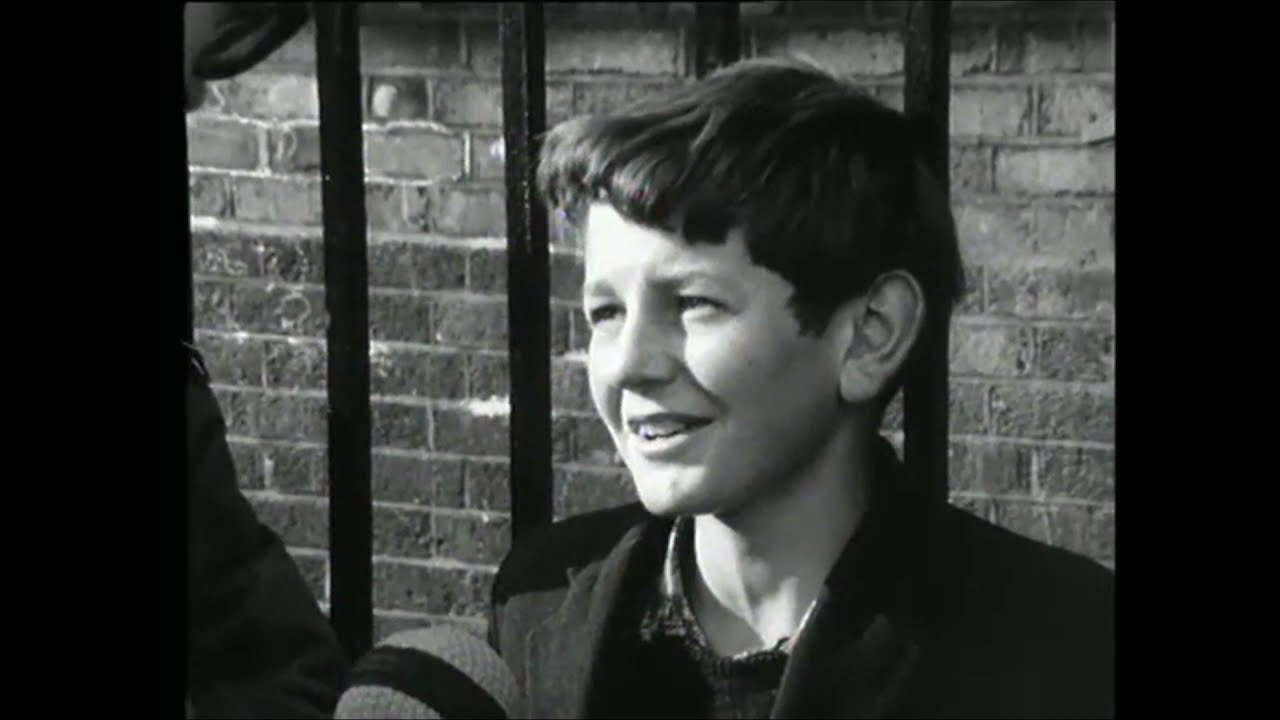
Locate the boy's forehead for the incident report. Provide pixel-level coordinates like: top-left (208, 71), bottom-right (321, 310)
top-left (582, 203), bottom-right (747, 279)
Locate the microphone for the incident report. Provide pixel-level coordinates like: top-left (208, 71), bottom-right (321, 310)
top-left (335, 624), bottom-right (521, 719)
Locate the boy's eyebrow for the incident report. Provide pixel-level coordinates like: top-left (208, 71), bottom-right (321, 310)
top-left (582, 268), bottom-right (735, 297)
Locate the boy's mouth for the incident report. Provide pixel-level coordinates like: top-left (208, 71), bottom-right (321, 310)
top-left (626, 413), bottom-right (713, 441)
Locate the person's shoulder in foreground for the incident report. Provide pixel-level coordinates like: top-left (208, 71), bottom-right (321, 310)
top-left (186, 342), bottom-right (350, 718)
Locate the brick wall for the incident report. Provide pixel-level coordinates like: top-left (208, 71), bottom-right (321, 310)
top-left (187, 1), bottom-right (1115, 639)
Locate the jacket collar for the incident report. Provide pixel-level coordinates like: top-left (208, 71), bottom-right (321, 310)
top-left (524, 437), bottom-right (953, 718)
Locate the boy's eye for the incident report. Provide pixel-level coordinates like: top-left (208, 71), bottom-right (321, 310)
top-left (586, 304), bottom-right (623, 325)
top-left (677, 295), bottom-right (723, 313)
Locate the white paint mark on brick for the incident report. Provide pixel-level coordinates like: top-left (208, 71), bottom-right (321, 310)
top-left (464, 396), bottom-right (510, 417)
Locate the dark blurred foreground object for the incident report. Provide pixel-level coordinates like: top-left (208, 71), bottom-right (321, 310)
top-left (184, 2), bottom-right (310, 110)
top-left (184, 4), bottom-right (349, 718)
top-left (187, 346), bottom-right (349, 718)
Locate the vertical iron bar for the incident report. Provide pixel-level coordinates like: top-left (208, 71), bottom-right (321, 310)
top-left (314, 1), bottom-right (373, 661)
top-left (902, 0), bottom-right (952, 505)
top-left (501, 2), bottom-right (553, 542)
top-left (694, 2), bottom-right (741, 77)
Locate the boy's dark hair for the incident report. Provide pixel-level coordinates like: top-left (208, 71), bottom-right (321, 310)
top-left (536, 57), bottom-right (966, 407)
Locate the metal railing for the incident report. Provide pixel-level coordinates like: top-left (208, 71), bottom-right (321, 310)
top-left (185, 0), bottom-right (954, 662)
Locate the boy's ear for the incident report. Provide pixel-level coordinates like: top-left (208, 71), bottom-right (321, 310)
top-left (836, 271), bottom-right (925, 404)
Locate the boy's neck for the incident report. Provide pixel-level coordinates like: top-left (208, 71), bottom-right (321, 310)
top-left (687, 427), bottom-right (873, 656)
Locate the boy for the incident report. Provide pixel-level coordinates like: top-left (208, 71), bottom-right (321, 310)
top-left (487, 58), bottom-right (1113, 719)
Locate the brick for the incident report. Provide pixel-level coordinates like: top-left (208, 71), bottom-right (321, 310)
top-left (432, 79), bottom-right (501, 127)
top-left (433, 299), bottom-right (507, 350)
top-left (258, 394), bottom-right (328, 442)
top-left (248, 495), bottom-right (328, 549)
top-left (468, 353), bottom-right (509, 399)
top-left (373, 562), bottom-right (489, 615)
top-left (1036, 446), bottom-right (1114, 502)
top-left (998, 23), bottom-right (1081, 74)
top-left (995, 146), bottom-right (1113, 195)
top-left (569, 312), bottom-right (591, 354)
top-left (990, 499), bottom-right (1052, 544)
top-left (371, 402), bottom-right (430, 450)
top-left (466, 460), bottom-right (510, 512)
top-left (954, 202), bottom-right (1033, 267)
top-left (367, 129), bottom-right (466, 180)
top-left (574, 417), bottom-right (620, 466)
top-left (190, 173), bottom-right (230, 217)
top-left (193, 279), bottom-right (238, 331)
top-left (432, 514), bottom-right (511, 565)
top-left (950, 322), bottom-right (1033, 378)
top-left (232, 176), bottom-right (323, 225)
top-left (946, 441), bottom-right (978, 494)
top-left (187, 117), bottom-right (261, 169)
top-left (260, 234), bottom-right (324, 284)
top-left (264, 339), bottom-right (326, 390)
top-left (1034, 325), bottom-right (1113, 382)
top-left (976, 441), bottom-right (1034, 496)
top-left (370, 292), bottom-right (433, 344)
top-left (289, 552), bottom-right (328, 602)
top-left (958, 267), bottom-right (984, 314)
top-left (757, 27), bottom-right (902, 76)
top-left (409, 185), bottom-right (506, 237)
top-left (268, 124), bottom-right (320, 173)
top-left (374, 505), bottom-right (434, 560)
top-left (1038, 82), bottom-right (1114, 137)
top-left (572, 80), bottom-right (683, 116)
top-left (951, 86), bottom-right (1033, 137)
top-left (987, 267), bottom-right (1113, 319)
top-left (367, 75), bottom-right (430, 122)
top-left (369, 242), bottom-right (466, 291)
top-left (553, 28), bottom-right (682, 75)
top-left (552, 361), bottom-right (594, 413)
top-left (366, 182), bottom-right (413, 233)
top-left (372, 347), bottom-right (467, 400)
top-left (1045, 503), bottom-right (1114, 559)
top-left (468, 249), bottom-right (506, 294)
top-left (372, 453), bottom-right (465, 507)
top-left (193, 231), bottom-right (262, 278)
top-left (218, 74), bottom-right (319, 119)
top-left (1081, 20), bottom-right (1113, 72)
top-left (550, 254), bottom-right (585, 302)
top-left (554, 416), bottom-right (577, 464)
top-left (553, 308), bottom-right (573, 355)
top-left (211, 388), bottom-right (257, 437)
top-left (469, 133), bottom-right (504, 181)
top-left (1029, 203), bottom-right (1113, 268)
top-left (555, 468), bottom-right (636, 519)
top-left (434, 409), bottom-right (509, 456)
top-left (951, 381), bottom-right (989, 434)
top-left (196, 333), bottom-right (264, 387)
top-left (262, 443), bottom-right (324, 494)
top-left (361, 21), bottom-right (462, 69)
top-left (951, 24), bottom-right (996, 76)
top-left (989, 384), bottom-right (1113, 443)
top-left (227, 440), bottom-right (263, 490)
top-left (234, 285), bottom-right (327, 336)
top-left (950, 145), bottom-right (994, 194)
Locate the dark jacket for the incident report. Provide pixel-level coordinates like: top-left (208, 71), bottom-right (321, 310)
top-left (186, 344), bottom-right (348, 718)
top-left (488, 440), bottom-right (1114, 719)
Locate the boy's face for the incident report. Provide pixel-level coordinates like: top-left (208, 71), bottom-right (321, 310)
top-left (582, 204), bottom-right (850, 518)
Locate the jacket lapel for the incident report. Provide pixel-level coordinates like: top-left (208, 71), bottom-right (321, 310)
top-left (772, 442), bottom-right (948, 719)
top-left (523, 516), bottom-right (671, 718)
